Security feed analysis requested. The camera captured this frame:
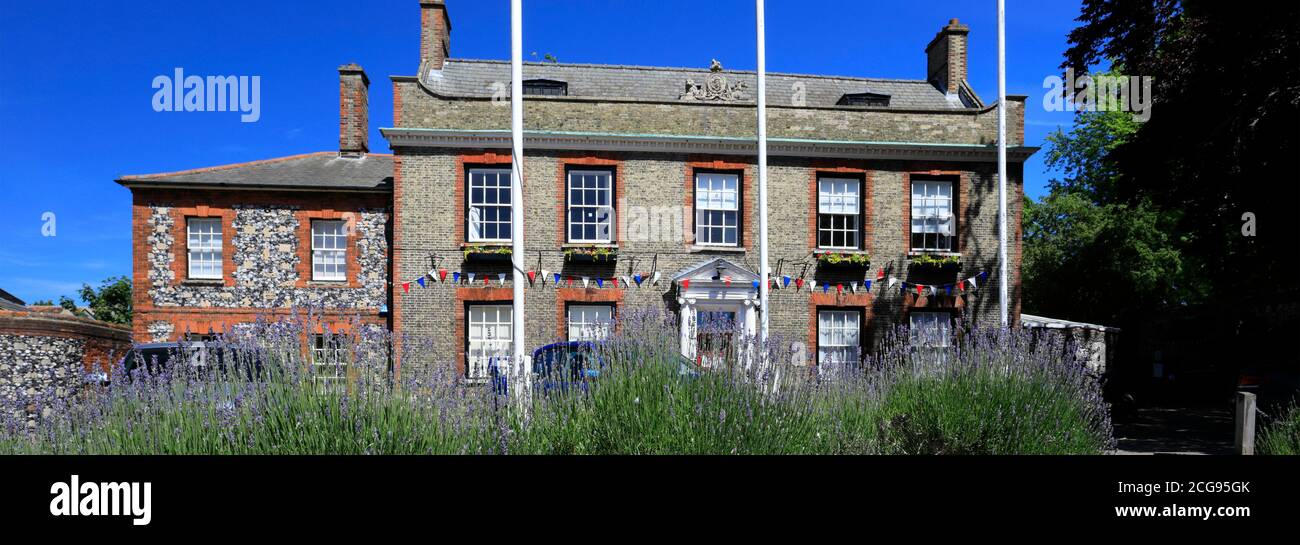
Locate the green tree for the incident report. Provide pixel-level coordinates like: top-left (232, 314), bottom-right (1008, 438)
top-left (76, 276), bottom-right (133, 326)
top-left (1024, 104), bottom-right (1183, 325)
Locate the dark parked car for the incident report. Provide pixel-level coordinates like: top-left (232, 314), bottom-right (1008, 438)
top-left (1238, 362), bottom-right (1300, 413)
top-left (490, 341), bottom-right (697, 395)
top-left (117, 342), bottom-right (267, 381)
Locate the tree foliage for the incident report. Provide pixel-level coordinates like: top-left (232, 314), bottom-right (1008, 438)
top-left (76, 276), bottom-right (132, 326)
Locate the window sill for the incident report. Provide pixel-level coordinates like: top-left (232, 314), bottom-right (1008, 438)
top-left (689, 245), bottom-right (745, 254)
top-left (306, 280), bottom-right (350, 288)
top-left (181, 279), bottom-right (224, 287)
top-left (908, 251), bottom-right (961, 258)
top-left (816, 249), bottom-right (869, 255)
top-left (562, 243), bottom-right (618, 249)
top-left (461, 242), bottom-right (512, 248)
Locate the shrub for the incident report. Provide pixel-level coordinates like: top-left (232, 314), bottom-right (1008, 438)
top-left (0, 308), bottom-right (1114, 455)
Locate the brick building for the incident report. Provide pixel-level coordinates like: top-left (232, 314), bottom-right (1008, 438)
top-left (120, 1), bottom-right (1035, 380)
top-left (117, 64), bottom-right (393, 346)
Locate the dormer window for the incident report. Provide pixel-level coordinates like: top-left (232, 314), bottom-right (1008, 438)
top-left (837, 92), bottom-right (891, 107)
top-left (523, 79), bottom-right (568, 96)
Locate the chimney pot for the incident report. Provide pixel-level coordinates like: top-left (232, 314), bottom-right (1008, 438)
top-left (926, 18), bottom-right (971, 99)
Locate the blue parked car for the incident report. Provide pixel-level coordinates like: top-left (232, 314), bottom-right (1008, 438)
top-left (490, 341), bottom-right (698, 395)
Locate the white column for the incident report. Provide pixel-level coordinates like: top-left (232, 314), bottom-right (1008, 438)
top-left (510, 0), bottom-right (529, 380)
top-left (996, 0), bottom-right (1010, 328)
top-left (756, 0), bottom-right (771, 345)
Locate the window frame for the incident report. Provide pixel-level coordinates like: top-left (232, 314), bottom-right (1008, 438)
top-left (816, 175), bottom-right (864, 251)
top-left (816, 308), bottom-right (864, 367)
top-left (465, 304), bottom-right (514, 381)
top-left (466, 167), bottom-right (514, 244)
top-left (910, 177), bottom-right (957, 253)
top-left (522, 79), bottom-right (568, 96)
top-left (909, 310), bottom-right (954, 349)
top-left (311, 333), bottom-right (348, 382)
top-left (566, 303), bottom-right (616, 342)
top-left (565, 167), bottom-right (616, 244)
top-left (185, 217), bottom-right (224, 280)
top-left (311, 219), bottom-right (348, 282)
top-left (693, 170), bottom-right (743, 247)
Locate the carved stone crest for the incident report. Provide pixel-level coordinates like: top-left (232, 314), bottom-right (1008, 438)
top-left (680, 59), bottom-right (749, 102)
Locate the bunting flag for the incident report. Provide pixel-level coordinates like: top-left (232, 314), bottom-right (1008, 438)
top-left (596, 278), bottom-right (604, 288)
top-left (498, 273), bottom-right (507, 286)
top-left (810, 280), bottom-right (818, 292)
top-left (467, 272), bottom-right (476, 284)
top-left (723, 276), bottom-right (732, 287)
top-left (968, 276), bottom-right (978, 289)
top-left (888, 277), bottom-right (898, 289)
top-left (681, 279), bottom-right (690, 290)
top-left (402, 282), bottom-right (410, 293)
top-left (484, 275), bottom-right (491, 286)
top-left (623, 276), bottom-right (633, 289)
top-left (427, 269), bottom-right (438, 283)
top-left (438, 269), bottom-right (448, 282)
top-left (583, 277), bottom-right (591, 289)
top-left (453, 272), bottom-right (461, 283)
top-left (822, 283), bottom-right (830, 294)
top-left (566, 277), bottom-right (574, 287)
top-left (416, 276), bottom-right (426, 288)
top-left (752, 280), bottom-right (760, 291)
top-left (795, 278), bottom-right (804, 290)
top-left (850, 282), bottom-right (859, 293)
top-left (916, 284), bottom-right (924, 295)
top-left (783, 275), bottom-right (792, 288)
top-left (652, 272), bottom-right (661, 286)
top-left (945, 284), bottom-right (954, 295)
top-left (553, 272), bottom-right (561, 285)
top-left (527, 270), bottom-right (536, 285)
top-left (634, 274), bottom-right (644, 286)
top-left (836, 284), bottom-right (843, 295)
top-left (865, 280), bottom-right (872, 291)
top-left (876, 269), bottom-right (886, 281)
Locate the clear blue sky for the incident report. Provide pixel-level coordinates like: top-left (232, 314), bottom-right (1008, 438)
top-left (0, 0), bottom-right (1082, 304)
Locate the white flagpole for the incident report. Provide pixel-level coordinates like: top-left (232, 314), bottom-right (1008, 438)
top-left (510, 0), bottom-right (528, 384)
top-left (756, 0), bottom-right (770, 346)
top-left (997, 0), bottom-right (1010, 328)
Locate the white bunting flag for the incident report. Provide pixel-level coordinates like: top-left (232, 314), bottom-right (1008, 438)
top-left (468, 272), bottom-right (476, 284)
top-left (540, 270), bottom-right (550, 285)
top-left (652, 272), bottom-right (661, 285)
top-left (498, 273), bottom-right (507, 286)
top-left (851, 282), bottom-right (859, 293)
top-left (621, 276), bottom-right (632, 289)
top-left (968, 276), bottom-right (978, 289)
top-left (809, 280), bottom-right (817, 292)
top-left (582, 277), bottom-right (590, 289)
top-left (427, 269), bottom-right (438, 283)
top-left (888, 277), bottom-right (898, 289)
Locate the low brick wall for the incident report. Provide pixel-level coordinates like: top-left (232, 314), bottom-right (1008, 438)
top-left (0, 310), bottom-right (132, 410)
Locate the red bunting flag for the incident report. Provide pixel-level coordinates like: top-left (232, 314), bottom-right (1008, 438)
top-left (724, 276), bottom-right (732, 287)
top-left (916, 284), bottom-right (924, 295)
top-left (681, 279), bottom-right (690, 290)
top-left (567, 277), bottom-right (574, 287)
top-left (402, 282), bottom-right (410, 293)
top-left (612, 278), bottom-right (619, 288)
top-left (527, 270), bottom-right (536, 284)
top-left (795, 278), bottom-right (805, 290)
top-left (484, 276), bottom-right (491, 285)
top-left (438, 269), bottom-right (448, 282)
top-left (836, 284), bottom-right (843, 294)
top-left (876, 269), bottom-right (885, 281)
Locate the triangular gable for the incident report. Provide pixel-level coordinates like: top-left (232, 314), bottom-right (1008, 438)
top-left (671, 258), bottom-right (758, 283)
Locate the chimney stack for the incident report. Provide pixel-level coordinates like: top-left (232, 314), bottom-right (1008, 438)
top-left (420, 0), bottom-right (452, 74)
top-left (338, 64), bottom-right (369, 157)
top-left (925, 18), bottom-right (970, 98)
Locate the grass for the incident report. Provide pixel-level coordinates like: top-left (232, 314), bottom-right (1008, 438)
top-left (1258, 403), bottom-right (1300, 455)
top-left (1, 309), bottom-right (1114, 455)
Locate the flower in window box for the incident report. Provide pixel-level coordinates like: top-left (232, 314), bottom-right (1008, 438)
top-left (814, 251), bottom-right (870, 267)
top-left (908, 254), bottom-right (961, 271)
top-left (463, 245), bottom-right (513, 262)
top-left (563, 246), bottom-right (618, 263)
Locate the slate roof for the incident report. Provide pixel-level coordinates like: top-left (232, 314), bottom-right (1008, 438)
top-left (116, 152), bottom-right (393, 191)
top-left (0, 288), bottom-right (26, 312)
top-left (421, 59), bottom-right (981, 110)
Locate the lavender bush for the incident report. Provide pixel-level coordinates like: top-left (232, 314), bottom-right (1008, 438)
top-left (0, 307), bottom-right (1114, 455)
